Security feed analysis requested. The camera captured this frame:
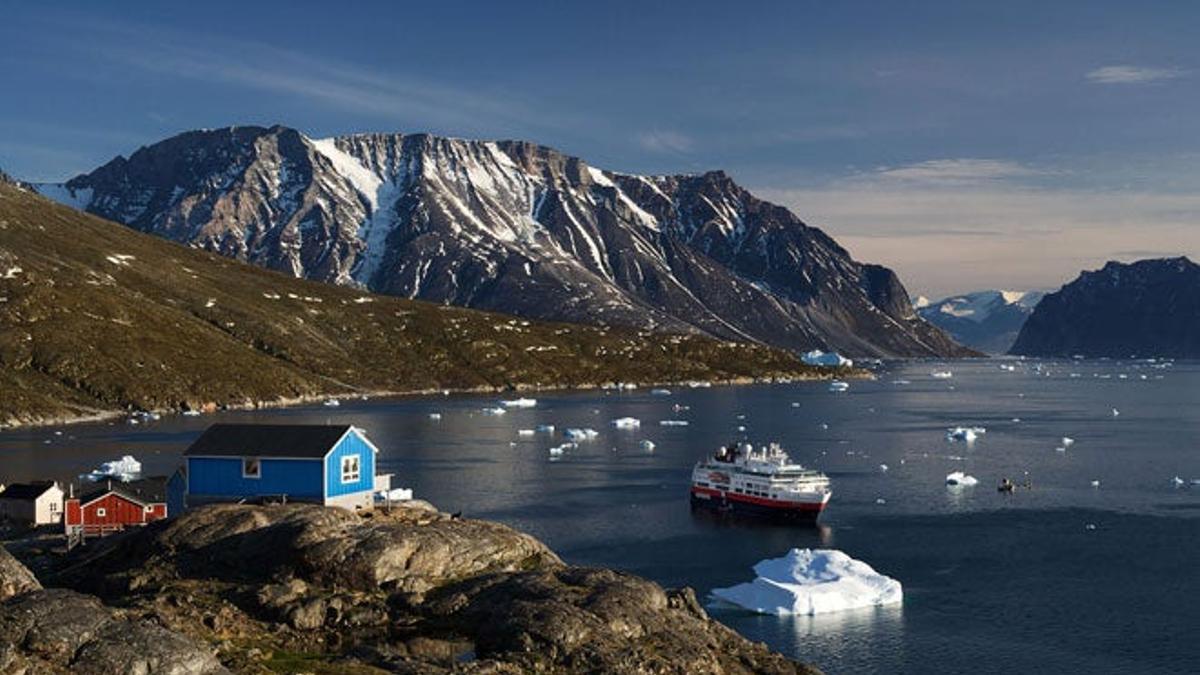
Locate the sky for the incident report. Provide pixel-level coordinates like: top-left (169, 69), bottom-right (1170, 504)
top-left (2, 1), bottom-right (1199, 297)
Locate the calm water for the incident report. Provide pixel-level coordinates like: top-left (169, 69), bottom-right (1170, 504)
top-left (3, 359), bottom-right (1199, 674)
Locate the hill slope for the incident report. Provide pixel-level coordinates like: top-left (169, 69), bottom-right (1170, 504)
top-left (915, 290), bottom-right (1043, 354)
top-left (1010, 258), bottom-right (1200, 358)
top-left (34, 125), bottom-right (967, 358)
top-left (0, 183), bottom-right (828, 427)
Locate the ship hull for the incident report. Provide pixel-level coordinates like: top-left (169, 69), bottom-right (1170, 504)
top-left (690, 487), bottom-right (826, 523)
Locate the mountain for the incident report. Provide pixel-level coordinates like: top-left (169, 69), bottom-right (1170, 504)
top-left (1010, 257), bottom-right (1200, 358)
top-left (32, 125), bottom-right (968, 358)
top-left (0, 181), bottom-right (826, 427)
top-left (915, 290), bottom-right (1044, 354)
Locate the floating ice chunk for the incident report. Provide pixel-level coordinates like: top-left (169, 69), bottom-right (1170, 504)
top-left (711, 549), bottom-right (902, 616)
top-left (660, 420), bottom-right (689, 427)
top-left (82, 455), bottom-right (142, 482)
top-left (1111, 408), bottom-right (1120, 417)
top-left (828, 381), bottom-right (850, 393)
top-left (879, 464), bottom-right (889, 472)
top-left (611, 417), bottom-right (641, 429)
top-left (931, 370), bottom-right (953, 379)
top-left (323, 399), bottom-right (341, 407)
top-left (1090, 479), bottom-right (1101, 488)
top-left (182, 410), bottom-right (201, 417)
top-left (1011, 418), bottom-right (1021, 423)
top-left (639, 439), bottom-right (656, 451)
top-left (875, 498), bottom-right (887, 505)
top-left (1172, 476), bottom-right (1185, 487)
top-left (945, 471), bottom-right (978, 487)
top-left (517, 429), bottom-right (536, 436)
top-left (791, 402), bottom-right (801, 408)
top-left (946, 426), bottom-right (986, 443)
top-left (548, 444), bottom-right (567, 456)
top-left (1085, 523), bottom-right (1097, 531)
top-left (536, 424), bottom-right (556, 433)
top-left (1055, 446), bottom-right (1067, 453)
top-left (650, 388), bottom-right (672, 396)
top-left (673, 404), bottom-right (690, 412)
top-left (802, 350), bottom-right (854, 368)
top-left (564, 428), bottom-right (599, 441)
top-left (500, 398), bottom-right (537, 408)
top-left (481, 407), bottom-right (507, 416)
top-left (1061, 437), bottom-right (1075, 447)
top-left (428, 413), bottom-right (442, 420)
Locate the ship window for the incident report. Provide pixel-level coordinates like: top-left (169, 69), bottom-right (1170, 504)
top-left (341, 455), bottom-right (361, 484)
top-left (243, 457), bottom-right (261, 479)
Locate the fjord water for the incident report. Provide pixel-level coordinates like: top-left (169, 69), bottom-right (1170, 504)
top-left (3, 360), bottom-right (1198, 674)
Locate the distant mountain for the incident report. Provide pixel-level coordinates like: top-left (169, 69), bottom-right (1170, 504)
top-left (915, 290), bottom-right (1044, 354)
top-left (1010, 257), bottom-right (1200, 358)
top-left (0, 182), bottom-right (823, 427)
top-left (31, 125), bottom-right (968, 358)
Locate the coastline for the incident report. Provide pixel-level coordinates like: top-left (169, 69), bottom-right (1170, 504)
top-left (1, 368), bottom-right (873, 431)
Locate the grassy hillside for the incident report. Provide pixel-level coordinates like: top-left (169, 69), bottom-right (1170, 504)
top-left (0, 184), bottom-right (834, 426)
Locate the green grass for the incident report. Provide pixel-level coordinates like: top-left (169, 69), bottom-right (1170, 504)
top-left (0, 184), bottom-right (835, 426)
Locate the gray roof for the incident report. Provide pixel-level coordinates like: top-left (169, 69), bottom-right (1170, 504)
top-left (78, 476), bottom-right (168, 506)
top-left (0, 481), bottom-right (57, 501)
top-left (183, 424), bottom-right (354, 459)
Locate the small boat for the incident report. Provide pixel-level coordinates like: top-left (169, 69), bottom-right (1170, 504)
top-left (690, 443), bottom-right (831, 523)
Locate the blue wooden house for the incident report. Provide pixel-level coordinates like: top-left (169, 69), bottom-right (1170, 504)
top-left (176, 424), bottom-right (389, 512)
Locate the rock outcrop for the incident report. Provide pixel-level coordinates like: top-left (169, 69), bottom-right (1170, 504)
top-left (0, 546), bottom-right (41, 601)
top-left (39, 504), bottom-right (818, 674)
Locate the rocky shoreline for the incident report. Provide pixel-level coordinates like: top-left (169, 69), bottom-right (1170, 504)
top-left (2, 502), bottom-right (820, 674)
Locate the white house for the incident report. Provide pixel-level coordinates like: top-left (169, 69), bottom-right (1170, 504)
top-left (0, 481), bottom-right (65, 526)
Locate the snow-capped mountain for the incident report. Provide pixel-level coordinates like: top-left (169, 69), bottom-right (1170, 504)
top-left (33, 125), bottom-right (968, 357)
top-left (915, 290), bottom-right (1045, 353)
top-left (1011, 257), bottom-right (1200, 358)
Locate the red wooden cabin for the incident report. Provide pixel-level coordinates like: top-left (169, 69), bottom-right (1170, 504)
top-left (64, 478), bottom-right (168, 539)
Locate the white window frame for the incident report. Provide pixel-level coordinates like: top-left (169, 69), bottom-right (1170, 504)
top-left (341, 454), bottom-right (360, 484)
top-left (144, 504), bottom-right (154, 513)
top-left (96, 507), bottom-right (107, 517)
top-left (242, 457), bottom-right (261, 479)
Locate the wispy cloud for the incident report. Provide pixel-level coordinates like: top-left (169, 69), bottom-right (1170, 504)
top-left (1085, 65), bottom-right (1187, 85)
top-left (637, 130), bottom-right (694, 154)
top-left (757, 159), bottom-right (1200, 296)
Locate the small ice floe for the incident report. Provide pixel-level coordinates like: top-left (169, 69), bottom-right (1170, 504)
top-left (660, 420), bottom-right (689, 427)
top-left (501, 398), bottom-right (537, 408)
top-left (945, 471), bottom-right (978, 487)
top-left (536, 424), bottom-right (556, 433)
top-left (875, 498), bottom-right (887, 505)
top-left (1090, 479), bottom-right (1101, 488)
top-left (879, 464), bottom-right (889, 472)
top-left (1172, 476), bottom-right (1185, 487)
top-left (548, 444), bottom-right (568, 456)
top-left (1055, 446), bottom-right (1067, 453)
top-left (428, 413), bottom-right (442, 420)
top-left (639, 439), bottom-right (656, 451)
top-left (820, 423), bottom-right (829, 430)
top-left (650, 388), bottom-right (672, 396)
top-left (930, 370), bottom-right (953, 379)
top-left (323, 399), bottom-right (341, 407)
top-left (611, 417), bottom-right (641, 429)
top-left (481, 407), bottom-right (507, 416)
top-left (673, 404), bottom-right (690, 412)
top-left (946, 426), bottom-right (986, 443)
top-left (517, 429), bottom-right (536, 436)
top-left (1062, 437), bottom-right (1075, 447)
top-left (791, 402), bottom-right (801, 408)
top-left (1111, 408), bottom-right (1120, 417)
top-left (1085, 523), bottom-right (1097, 531)
top-left (564, 428), bottom-right (599, 441)
top-left (82, 455), bottom-right (142, 482)
top-left (828, 381), bottom-right (850, 393)
top-left (1011, 418), bottom-right (1021, 423)
top-left (182, 410), bottom-right (201, 417)
top-left (893, 379), bottom-right (911, 385)
top-left (711, 548), bottom-right (902, 616)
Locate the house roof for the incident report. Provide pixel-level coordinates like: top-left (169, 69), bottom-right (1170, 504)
top-left (78, 476), bottom-right (168, 507)
top-left (0, 481), bottom-right (58, 501)
top-left (183, 424), bottom-right (356, 459)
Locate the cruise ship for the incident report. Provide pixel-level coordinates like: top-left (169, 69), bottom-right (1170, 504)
top-left (689, 443), bottom-right (831, 522)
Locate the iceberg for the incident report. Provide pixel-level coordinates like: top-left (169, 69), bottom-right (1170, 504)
top-left (428, 412), bottom-right (442, 420)
top-left (931, 370), bottom-right (953, 379)
top-left (481, 407), bottom-right (507, 416)
top-left (500, 398), bottom-right (537, 408)
top-left (828, 381), bottom-right (850, 393)
top-left (660, 420), bottom-right (689, 427)
top-left (535, 424), bottom-right (556, 433)
top-left (946, 426), bottom-right (986, 442)
top-left (650, 388), bottom-right (672, 396)
top-left (639, 439), bottom-right (656, 451)
top-left (945, 471), bottom-right (978, 486)
top-left (611, 417), bottom-right (641, 429)
top-left (82, 455), bottom-right (142, 482)
top-left (517, 429), bottom-right (536, 436)
top-left (564, 428), bottom-right (599, 441)
top-left (711, 548), bottom-right (902, 616)
top-left (801, 350), bottom-right (854, 368)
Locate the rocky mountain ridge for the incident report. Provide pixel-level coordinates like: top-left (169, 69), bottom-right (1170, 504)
top-left (1010, 257), bottom-right (1200, 358)
top-left (34, 125), bottom-right (968, 358)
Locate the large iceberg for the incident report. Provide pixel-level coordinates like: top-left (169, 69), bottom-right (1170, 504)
top-left (801, 350), bottom-right (854, 368)
top-left (712, 549), bottom-right (902, 616)
top-left (81, 455), bottom-right (142, 482)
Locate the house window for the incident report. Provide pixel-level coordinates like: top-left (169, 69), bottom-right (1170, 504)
top-left (144, 505), bottom-right (154, 513)
top-left (96, 508), bottom-right (107, 517)
top-left (243, 457), bottom-right (261, 479)
top-left (49, 502), bottom-right (58, 512)
top-left (341, 455), bottom-right (360, 484)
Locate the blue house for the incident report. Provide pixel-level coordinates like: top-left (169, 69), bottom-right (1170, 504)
top-left (178, 424), bottom-right (389, 512)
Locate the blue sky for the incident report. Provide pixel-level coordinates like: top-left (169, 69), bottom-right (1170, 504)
top-left (2, 1), bottom-right (1198, 296)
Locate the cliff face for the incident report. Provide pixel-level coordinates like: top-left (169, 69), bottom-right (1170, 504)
top-left (1010, 257), bottom-right (1200, 358)
top-left (5, 503), bottom-right (819, 674)
top-left (34, 125), bottom-right (967, 357)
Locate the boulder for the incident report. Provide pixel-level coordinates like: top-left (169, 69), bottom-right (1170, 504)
top-left (0, 545), bottom-right (41, 601)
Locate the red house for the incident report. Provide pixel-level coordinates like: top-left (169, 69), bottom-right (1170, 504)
top-left (64, 478), bottom-right (168, 540)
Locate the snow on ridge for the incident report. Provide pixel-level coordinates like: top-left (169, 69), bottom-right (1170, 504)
top-left (309, 137), bottom-right (384, 210)
top-left (34, 184), bottom-right (94, 211)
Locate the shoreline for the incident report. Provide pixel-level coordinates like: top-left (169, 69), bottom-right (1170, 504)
top-left (1, 368), bottom-right (874, 431)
